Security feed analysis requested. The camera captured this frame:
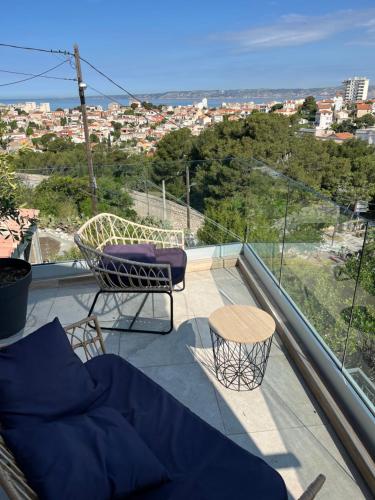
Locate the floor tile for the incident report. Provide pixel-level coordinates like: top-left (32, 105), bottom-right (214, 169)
top-left (211, 371), bottom-right (303, 434)
top-left (47, 285), bottom-right (96, 326)
top-left (26, 288), bottom-right (56, 328)
top-left (186, 280), bottom-right (225, 316)
top-left (262, 356), bottom-right (324, 427)
top-left (211, 268), bottom-right (258, 306)
top-left (230, 427), bottom-right (371, 500)
top-left (118, 316), bottom-right (201, 368)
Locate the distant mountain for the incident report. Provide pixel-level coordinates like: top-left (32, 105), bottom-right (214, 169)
top-left (133, 86), bottom-right (375, 101)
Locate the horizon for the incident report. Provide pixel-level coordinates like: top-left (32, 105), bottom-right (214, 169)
top-left (1, 82), bottom-right (372, 102)
top-left (1, 1), bottom-right (375, 98)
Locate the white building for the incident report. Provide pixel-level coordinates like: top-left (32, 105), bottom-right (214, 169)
top-left (38, 103), bottom-right (50, 113)
top-left (333, 95), bottom-right (343, 112)
top-left (315, 109), bottom-right (333, 129)
top-left (343, 77), bottom-right (369, 102)
top-left (23, 102), bottom-right (37, 112)
top-left (195, 98), bottom-right (208, 110)
top-left (356, 127), bottom-right (375, 145)
top-left (108, 103), bottom-right (120, 112)
top-left (212, 115), bottom-right (224, 123)
top-left (283, 100), bottom-right (297, 110)
top-left (334, 109), bottom-right (349, 124)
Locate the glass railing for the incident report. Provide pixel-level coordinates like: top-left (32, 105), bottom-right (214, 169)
top-left (22, 163), bottom-right (243, 263)
top-left (17, 159), bottom-right (374, 412)
top-left (239, 161), bottom-right (374, 413)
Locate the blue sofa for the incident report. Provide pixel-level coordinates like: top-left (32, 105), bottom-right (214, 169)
top-left (0, 318), bottom-right (287, 500)
top-left (86, 353), bottom-right (287, 500)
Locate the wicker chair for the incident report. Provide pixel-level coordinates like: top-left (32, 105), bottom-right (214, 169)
top-left (0, 317), bottom-right (106, 500)
top-left (74, 213), bottom-right (186, 334)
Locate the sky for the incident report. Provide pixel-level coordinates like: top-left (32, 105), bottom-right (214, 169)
top-left (1, 0), bottom-right (375, 98)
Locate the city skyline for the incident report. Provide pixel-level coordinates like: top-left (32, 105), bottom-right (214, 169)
top-left (1, 1), bottom-right (375, 98)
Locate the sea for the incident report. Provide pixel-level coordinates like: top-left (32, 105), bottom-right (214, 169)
top-left (0, 95), bottom-right (299, 111)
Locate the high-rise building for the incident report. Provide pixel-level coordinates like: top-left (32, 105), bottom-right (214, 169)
top-left (39, 102), bottom-right (50, 112)
top-left (343, 77), bottom-right (369, 102)
top-left (24, 102), bottom-right (37, 112)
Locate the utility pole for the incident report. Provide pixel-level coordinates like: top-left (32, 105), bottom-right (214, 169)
top-left (162, 180), bottom-right (167, 222)
top-left (73, 44), bottom-right (97, 214)
top-left (186, 164), bottom-right (191, 232)
top-left (144, 180), bottom-right (150, 216)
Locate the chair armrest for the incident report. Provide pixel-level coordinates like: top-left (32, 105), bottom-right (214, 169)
top-left (0, 436), bottom-right (37, 500)
top-left (64, 316), bottom-right (106, 360)
top-left (298, 474), bottom-right (326, 500)
top-left (75, 240), bottom-right (174, 291)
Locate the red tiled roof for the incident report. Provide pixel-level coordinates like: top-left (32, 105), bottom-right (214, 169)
top-left (317, 103), bottom-right (332, 110)
top-left (356, 103), bottom-right (372, 110)
top-left (0, 209), bottom-right (39, 258)
top-left (334, 132), bottom-right (354, 140)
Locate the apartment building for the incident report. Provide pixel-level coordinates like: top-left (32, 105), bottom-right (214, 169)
top-left (343, 76), bottom-right (369, 102)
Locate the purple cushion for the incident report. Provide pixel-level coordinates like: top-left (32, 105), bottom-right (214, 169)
top-left (101, 244), bottom-right (158, 288)
top-left (103, 244), bottom-right (156, 263)
top-left (155, 248), bottom-right (187, 285)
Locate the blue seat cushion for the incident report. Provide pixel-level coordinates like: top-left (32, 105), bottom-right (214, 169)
top-left (0, 318), bottom-right (103, 429)
top-left (103, 244), bottom-right (156, 264)
top-left (101, 244), bottom-right (158, 288)
top-left (2, 406), bottom-right (169, 500)
top-left (154, 248), bottom-right (187, 285)
top-left (85, 354), bottom-right (287, 500)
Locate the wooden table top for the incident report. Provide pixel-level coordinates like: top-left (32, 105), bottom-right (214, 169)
top-left (209, 305), bottom-right (276, 344)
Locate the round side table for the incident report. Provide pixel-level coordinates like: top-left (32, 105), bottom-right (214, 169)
top-left (209, 305), bottom-right (275, 391)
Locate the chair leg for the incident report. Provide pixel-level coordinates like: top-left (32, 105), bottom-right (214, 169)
top-left (89, 290), bottom-right (174, 335)
top-left (162, 292), bottom-right (173, 335)
top-left (128, 293), bottom-right (149, 330)
top-left (174, 277), bottom-right (185, 292)
top-left (88, 290), bottom-right (102, 318)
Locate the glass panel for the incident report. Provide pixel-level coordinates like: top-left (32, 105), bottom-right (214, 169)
top-left (343, 224), bottom-right (375, 410)
top-left (244, 163), bottom-right (289, 280)
top-left (26, 161), bottom-right (243, 263)
top-left (279, 179), bottom-right (364, 366)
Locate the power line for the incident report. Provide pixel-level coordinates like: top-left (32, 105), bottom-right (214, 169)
top-left (0, 68), bottom-right (76, 82)
top-left (15, 158), bottom-right (233, 174)
top-left (79, 56), bottom-right (183, 129)
top-left (1, 42), bottom-right (183, 130)
top-left (86, 84), bottom-right (128, 107)
top-left (0, 60), bottom-right (69, 87)
top-left (0, 43), bottom-right (73, 56)
top-left (85, 84), bottom-right (155, 128)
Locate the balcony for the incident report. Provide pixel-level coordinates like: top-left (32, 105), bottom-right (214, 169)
top-left (17, 266), bottom-right (369, 499)
top-left (5, 158), bottom-right (375, 498)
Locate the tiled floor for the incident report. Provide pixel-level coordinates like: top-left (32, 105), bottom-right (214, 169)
top-left (6, 267), bottom-right (371, 499)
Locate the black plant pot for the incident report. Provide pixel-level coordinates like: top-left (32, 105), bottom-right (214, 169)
top-left (0, 258), bottom-right (32, 338)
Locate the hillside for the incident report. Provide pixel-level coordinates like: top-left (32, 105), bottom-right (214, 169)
top-left (135, 85), bottom-right (375, 101)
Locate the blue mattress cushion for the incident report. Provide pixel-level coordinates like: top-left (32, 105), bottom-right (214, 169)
top-left (2, 406), bottom-right (169, 500)
top-left (85, 354), bottom-right (288, 500)
top-left (154, 248), bottom-right (187, 285)
top-left (101, 243), bottom-right (160, 287)
top-left (103, 243), bottom-right (156, 264)
top-left (0, 318), bottom-right (103, 428)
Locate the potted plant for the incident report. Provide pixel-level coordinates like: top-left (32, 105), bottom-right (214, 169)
top-left (0, 155), bottom-right (36, 337)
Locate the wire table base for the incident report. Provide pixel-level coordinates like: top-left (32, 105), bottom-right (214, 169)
top-left (210, 329), bottom-right (273, 391)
